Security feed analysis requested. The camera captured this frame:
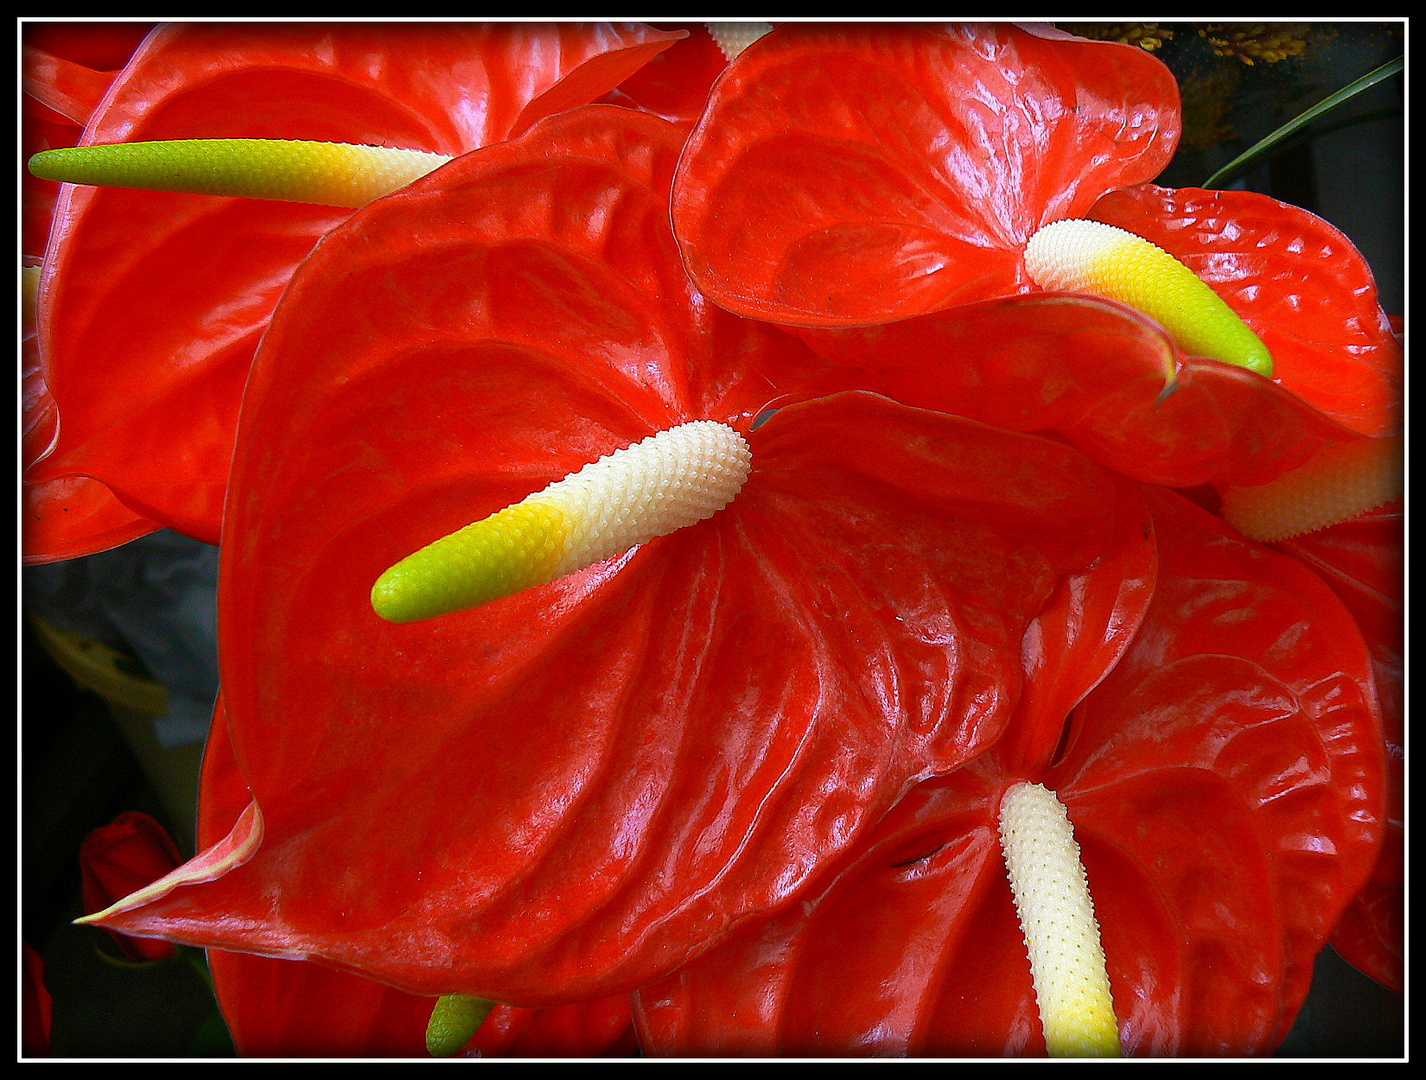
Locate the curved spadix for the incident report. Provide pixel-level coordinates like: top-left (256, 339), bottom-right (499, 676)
top-left (372, 421), bottom-right (753, 623)
top-left (1025, 218), bottom-right (1273, 377)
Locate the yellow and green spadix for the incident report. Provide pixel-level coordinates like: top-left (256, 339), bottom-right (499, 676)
top-left (371, 420), bottom-right (753, 623)
top-left (27, 138), bottom-right (453, 208)
top-left (998, 781), bottom-right (1121, 1058)
top-left (1024, 218), bottom-right (1274, 377)
top-left (1220, 433), bottom-right (1403, 543)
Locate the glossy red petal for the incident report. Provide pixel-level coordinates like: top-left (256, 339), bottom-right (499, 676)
top-left (1277, 503), bottom-right (1403, 993)
top-left (22, 474), bottom-right (159, 565)
top-left (1090, 184), bottom-right (1403, 438)
top-left (196, 704), bottom-right (637, 1058)
top-left (21, 22), bottom-right (157, 74)
top-left (211, 952), bottom-right (434, 1058)
top-left (36, 21), bottom-right (683, 542)
top-left (21, 41), bottom-right (124, 125)
top-left (88, 107), bottom-right (1151, 1006)
top-left (211, 948), bottom-right (639, 1058)
top-left (465, 996), bottom-right (638, 1059)
top-left (23, 264), bottom-right (158, 562)
top-left (1055, 489), bottom-right (1385, 1053)
top-left (598, 23), bottom-right (728, 125)
top-left (795, 292), bottom-right (1356, 489)
top-left (672, 22), bottom-right (1180, 326)
top-left (634, 489), bottom-right (1384, 1057)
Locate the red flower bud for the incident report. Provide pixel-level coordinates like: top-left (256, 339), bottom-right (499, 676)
top-left (79, 810), bottom-right (182, 962)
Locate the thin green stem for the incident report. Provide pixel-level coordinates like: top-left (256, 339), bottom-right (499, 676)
top-left (1201, 55), bottom-right (1403, 189)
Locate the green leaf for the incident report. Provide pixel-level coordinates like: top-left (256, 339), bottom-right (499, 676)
top-left (1202, 55), bottom-right (1403, 189)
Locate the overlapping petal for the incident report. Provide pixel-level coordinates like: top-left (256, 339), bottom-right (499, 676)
top-left (598, 22), bottom-right (730, 126)
top-left (29, 20), bottom-right (684, 548)
top-left (209, 949), bottom-right (639, 1058)
top-left (633, 488), bottom-right (1386, 1057)
top-left (671, 22), bottom-right (1181, 326)
top-left (669, 22), bottom-right (1400, 451)
top-left (22, 26), bottom-right (162, 561)
top-left (1089, 184), bottom-right (1402, 437)
top-left (1277, 502), bottom-right (1404, 993)
top-left (86, 105), bottom-right (1154, 1007)
top-left (793, 293), bottom-right (1359, 489)
top-left (194, 708), bottom-right (637, 1058)
top-left (22, 265), bottom-right (158, 563)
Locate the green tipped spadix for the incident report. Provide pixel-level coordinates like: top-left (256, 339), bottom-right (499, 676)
top-left (372, 420), bottom-right (753, 623)
top-left (1025, 218), bottom-right (1274, 377)
top-left (425, 994), bottom-right (496, 1057)
top-left (1220, 432), bottom-right (1403, 543)
top-left (998, 781), bottom-right (1121, 1058)
top-left (27, 138), bottom-right (453, 209)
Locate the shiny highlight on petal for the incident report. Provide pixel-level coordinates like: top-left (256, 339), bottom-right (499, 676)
top-left (372, 420), bottom-right (753, 622)
top-left (426, 994), bottom-right (496, 1057)
top-left (1220, 433), bottom-right (1403, 543)
top-left (998, 781), bottom-right (1121, 1058)
top-left (1025, 218), bottom-right (1273, 376)
top-left (28, 138), bottom-right (453, 208)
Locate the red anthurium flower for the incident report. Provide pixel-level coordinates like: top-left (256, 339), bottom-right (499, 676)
top-left (81, 104), bottom-right (1156, 1010)
top-left (1278, 502), bottom-right (1404, 993)
top-left (671, 22), bottom-right (1181, 328)
top-left (791, 292), bottom-right (1363, 492)
top-left (1088, 184), bottom-right (1401, 439)
top-left (632, 487), bottom-right (1386, 1057)
top-left (27, 20), bottom-right (684, 550)
top-left (194, 708), bottom-right (637, 1058)
top-left (23, 25), bottom-right (162, 562)
top-left (79, 810), bottom-right (184, 963)
top-left (23, 264), bottom-right (160, 563)
top-left (670, 22), bottom-right (1401, 441)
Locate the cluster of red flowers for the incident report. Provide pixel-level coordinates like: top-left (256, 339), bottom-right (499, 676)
top-left (23, 22), bottom-right (1401, 1058)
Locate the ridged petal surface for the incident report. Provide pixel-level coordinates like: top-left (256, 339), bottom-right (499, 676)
top-left (31, 21), bottom-right (684, 546)
top-left (89, 107), bottom-right (1152, 1005)
top-left (672, 22), bottom-right (1181, 326)
top-left (632, 489), bottom-right (1385, 1057)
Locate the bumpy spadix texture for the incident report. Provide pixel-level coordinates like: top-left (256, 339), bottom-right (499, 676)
top-left (705, 22), bottom-right (774, 60)
top-left (998, 781), bottom-right (1121, 1058)
top-left (1025, 219), bottom-right (1273, 376)
top-left (28, 139), bottom-right (452, 208)
top-left (372, 421), bottom-right (753, 622)
top-left (1220, 433), bottom-right (1403, 543)
top-left (425, 994), bottom-right (496, 1057)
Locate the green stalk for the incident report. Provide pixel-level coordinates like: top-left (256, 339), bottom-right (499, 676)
top-left (1202, 56), bottom-right (1402, 189)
